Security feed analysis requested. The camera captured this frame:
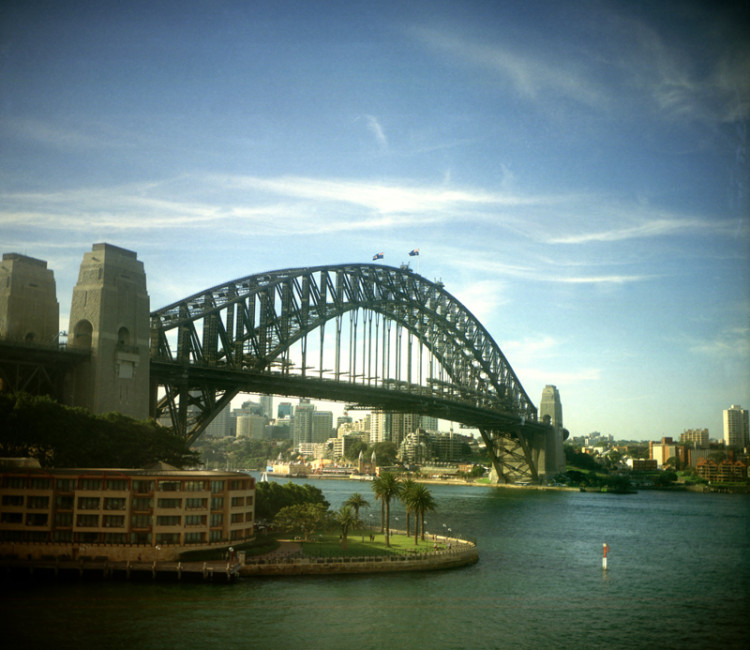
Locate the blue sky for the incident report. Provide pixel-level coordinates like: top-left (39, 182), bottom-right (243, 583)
top-left (1, 0), bottom-right (748, 441)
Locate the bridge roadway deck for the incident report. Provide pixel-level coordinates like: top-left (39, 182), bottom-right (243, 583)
top-left (150, 360), bottom-right (551, 436)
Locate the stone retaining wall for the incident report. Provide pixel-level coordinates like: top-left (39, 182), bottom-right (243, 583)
top-left (240, 544), bottom-right (478, 576)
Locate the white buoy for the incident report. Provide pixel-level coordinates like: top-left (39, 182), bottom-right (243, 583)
top-left (602, 542), bottom-right (609, 570)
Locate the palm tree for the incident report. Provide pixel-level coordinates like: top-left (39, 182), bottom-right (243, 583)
top-left (406, 484), bottom-right (436, 544)
top-left (371, 472), bottom-right (401, 547)
top-left (344, 492), bottom-right (370, 519)
top-left (399, 479), bottom-right (417, 536)
top-left (336, 505), bottom-right (358, 550)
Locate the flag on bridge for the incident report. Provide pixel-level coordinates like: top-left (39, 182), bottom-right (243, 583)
top-left (373, 252), bottom-right (384, 260)
top-left (408, 249), bottom-right (420, 256)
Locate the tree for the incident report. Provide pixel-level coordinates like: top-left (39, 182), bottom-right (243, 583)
top-left (405, 484), bottom-right (437, 543)
top-left (370, 441), bottom-right (398, 466)
top-left (399, 479), bottom-right (417, 536)
top-left (336, 505), bottom-right (359, 549)
top-left (272, 502), bottom-right (328, 541)
top-left (371, 472), bottom-right (401, 547)
top-left (344, 440), bottom-right (369, 462)
top-left (344, 492), bottom-right (370, 519)
top-left (255, 481), bottom-right (329, 523)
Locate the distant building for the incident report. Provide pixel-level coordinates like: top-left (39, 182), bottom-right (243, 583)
top-left (236, 414), bottom-right (267, 439)
top-left (649, 437), bottom-right (687, 468)
top-left (723, 405), bottom-right (749, 449)
top-left (259, 395), bottom-right (273, 419)
top-left (679, 428), bottom-right (709, 448)
top-left (293, 399), bottom-right (316, 447)
top-left (277, 402), bottom-right (293, 419)
top-left (696, 457), bottom-right (748, 482)
top-left (540, 385), bottom-right (563, 430)
top-left (0, 465), bottom-right (255, 562)
top-left (311, 411), bottom-right (333, 443)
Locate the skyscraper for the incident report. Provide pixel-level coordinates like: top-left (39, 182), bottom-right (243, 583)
top-left (723, 405), bottom-right (749, 449)
top-left (293, 399), bottom-right (315, 447)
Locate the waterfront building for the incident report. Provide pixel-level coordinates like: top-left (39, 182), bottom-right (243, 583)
top-left (0, 465), bottom-right (255, 562)
top-left (723, 405), bottom-right (749, 449)
top-left (696, 457), bottom-right (748, 482)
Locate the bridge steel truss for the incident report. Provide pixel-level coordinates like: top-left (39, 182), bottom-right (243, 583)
top-left (149, 263), bottom-right (550, 482)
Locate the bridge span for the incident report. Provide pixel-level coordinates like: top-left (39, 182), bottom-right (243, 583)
top-left (1, 244), bottom-right (567, 483)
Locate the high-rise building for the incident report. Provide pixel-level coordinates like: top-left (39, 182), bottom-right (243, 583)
top-left (312, 411), bottom-right (334, 443)
top-left (259, 395), bottom-right (273, 419)
top-left (293, 399), bottom-right (316, 447)
top-left (278, 402), bottom-right (293, 419)
top-left (723, 405), bottom-right (749, 449)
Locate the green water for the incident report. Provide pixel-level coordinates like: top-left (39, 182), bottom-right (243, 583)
top-left (3, 479), bottom-right (748, 649)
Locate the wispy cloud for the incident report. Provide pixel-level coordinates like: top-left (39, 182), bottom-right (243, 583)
top-left (688, 326), bottom-right (750, 358)
top-left (364, 115), bottom-right (388, 150)
top-left (411, 26), bottom-right (608, 109)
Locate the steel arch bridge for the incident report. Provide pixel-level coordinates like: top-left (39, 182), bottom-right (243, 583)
top-left (149, 263), bottom-right (559, 483)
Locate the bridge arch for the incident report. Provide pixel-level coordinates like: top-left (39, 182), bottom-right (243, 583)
top-left (150, 263), bottom-right (552, 482)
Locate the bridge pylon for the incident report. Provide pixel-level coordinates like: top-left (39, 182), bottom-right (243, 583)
top-left (68, 244), bottom-right (150, 420)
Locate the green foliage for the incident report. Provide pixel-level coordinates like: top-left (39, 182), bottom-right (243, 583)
top-left (372, 471), bottom-right (402, 546)
top-left (370, 441), bottom-right (398, 466)
top-left (0, 392), bottom-right (198, 468)
top-left (343, 492), bottom-right (370, 518)
top-left (273, 502), bottom-right (330, 540)
top-left (564, 445), bottom-right (601, 472)
top-left (254, 481), bottom-right (330, 522)
top-left (192, 436), bottom-right (293, 470)
top-left (404, 483), bottom-right (437, 542)
top-left (344, 439), bottom-right (369, 461)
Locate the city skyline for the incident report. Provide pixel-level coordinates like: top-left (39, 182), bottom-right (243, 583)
top-left (1, 1), bottom-right (748, 441)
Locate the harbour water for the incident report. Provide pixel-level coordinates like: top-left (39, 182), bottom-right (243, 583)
top-left (3, 477), bottom-right (748, 649)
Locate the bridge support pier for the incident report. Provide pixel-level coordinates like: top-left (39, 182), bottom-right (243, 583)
top-left (68, 244), bottom-right (150, 420)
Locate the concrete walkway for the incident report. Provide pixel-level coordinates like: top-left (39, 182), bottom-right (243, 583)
top-left (258, 540), bottom-right (302, 559)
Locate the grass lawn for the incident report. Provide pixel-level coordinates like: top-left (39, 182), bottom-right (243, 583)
top-left (301, 531), bottom-right (445, 558)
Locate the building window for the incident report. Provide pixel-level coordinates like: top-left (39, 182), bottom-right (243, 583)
top-left (106, 479), bottom-right (128, 491)
top-left (210, 530), bottom-right (222, 542)
top-left (130, 532), bottom-right (151, 544)
top-left (185, 514), bottom-right (206, 527)
top-left (210, 497), bottom-right (224, 510)
top-left (103, 515), bottom-right (125, 528)
top-left (55, 495), bottom-right (74, 510)
top-left (77, 497), bottom-right (100, 510)
top-left (184, 532), bottom-right (205, 543)
top-left (158, 481), bottom-right (181, 492)
top-left (156, 515), bottom-right (181, 527)
top-left (76, 514), bottom-right (99, 528)
top-left (29, 478), bottom-right (51, 490)
top-left (185, 498), bottom-right (207, 509)
top-left (104, 497), bottom-right (127, 510)
top-left (231, 513), bottom-right (245, 524)
top-left (4, 477), bottom-right (26, 489)
top-left (27, 496), bottom-right (50, 509)
top-left (56, 478), bottom-right (76, 491)
top-left (210, 513), bottom-right (223, 527)
top-left (231, 496), bottom-right (244, 507)
top-left (26, 513), bottom-right (48, 526)
top-left (210, 480), bottom-right (225, 493)
top-left (157, 498), bottom-right (182, 509)
top-left (53, 530), bottom-right (73, 542)
top-left (131, 514), bottom-right (152, 529)
top-left (54, 512), bottom-right (73, 527)
top-left (79, 478), bottom-right (102, 491)
top-left (133, 480), bottom-right (154, 493)
top-left (155, 532), bottom-right (180, 544)
top-left (1, 495), bottom-right (24, 506)
top-left (1, 512), bottom-right (23, 524)
top-left (103, 533), bottom-right (128, 544)
top-left (131, 497), bottom-right (152, 511)
top-left (184, 481), bottom-right (205, 492)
